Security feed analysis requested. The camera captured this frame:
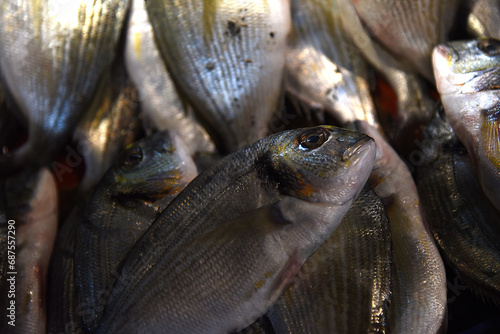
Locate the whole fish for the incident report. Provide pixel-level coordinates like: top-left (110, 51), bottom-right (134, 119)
top-left (349, 0), bottom-right (459, 81)
top-left (433, 38), bottom-right (500, 211)
top-left (465, 0), bottom-right (500, 40)
top-left (145, 0), bottom-right (291, 152)
top-left (0, 168), bottom-right (58, 334)
top-left (0, 0), bottom-right (129, 174)
top-left (416, 111), bottom-right (500, 302)
top-left (267, 186), bottom-right (392, 333)
top-left (72, 59), bottom-right (142, 194)
top-left (70, 130), bottom-right (197, 332)
top-left (282, 2), bottom-right (447, 332)
top-left (96, 126), bottom-right (376, 333)
top-left (337, 0), bottom-right (436, 153)
top-left (125, 0), bottom-right (215, 156)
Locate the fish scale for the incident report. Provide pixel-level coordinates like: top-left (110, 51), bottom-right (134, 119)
top-left (416, 113), bottom-right (500, 303)
top-left (145, 0), bottom-right (290, 152)
top-left (95, 126), bottom-right (375, 333)
top-left (268, 186), bottom-right (392, 334)
top-left (0, 0), bottom-right (128, 173)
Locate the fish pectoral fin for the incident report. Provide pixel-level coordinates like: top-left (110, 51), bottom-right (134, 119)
top-left (481, 106), bottom-right (500, 167)
top-left (267, 249), bottom-right (303, 302)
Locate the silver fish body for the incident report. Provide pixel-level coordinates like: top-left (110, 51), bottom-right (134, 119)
top-left (0, 168), bottom-right (58, 334)
top-left (145, 0), bottom-right (291, 152)
top-left (125, 0), bottom-right (215, 156)
top-left (96, 126), bottom-right (376, 333)
top-left (337, 0), bottom-right (436, 152)
top-left (285, 0), bottom-right (380, 130)
top-left (349, 0), bottom-right (459, 81)
top-left (73, 61), bottom-right (142, 194)
top-left (433, 38), bottom-right (500, 211)
top-left (416, 112), bottom-right (500, 302)
top-left (267, 186), bottom-right (392, 334)
top-left (466, 0), bottom-right (500, 40)
top-left (73, 130), bottom-right (198, 332)
top-left (0, 0), bottom-right (129, 173)
top-left (357, 121), bottom-right (447, 334)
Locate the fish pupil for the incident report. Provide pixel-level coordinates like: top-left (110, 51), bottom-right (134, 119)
top-left (299, 128), bottom-right (329, 150)
top-left (478, 38), bottom-right (500, 56)
top-left (308, 135), bottom-right (320, 144)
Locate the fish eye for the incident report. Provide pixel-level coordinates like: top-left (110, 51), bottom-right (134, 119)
top-left (121, 147), bottom-right (143, 167)
top-left (298, 128), bottom-right (330, 151)
top-left (477, 38), bottom-right (500, 56)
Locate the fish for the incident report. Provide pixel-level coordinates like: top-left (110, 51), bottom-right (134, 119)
top-left (70, 130), bottom-right (198, 332)
top-left (285, 0), bottom-right (381, 132)
top-left (337, 0), bottom-right (436, 154)
top-left (95, 125), bottom-right (376, 333)
top-left (348, 0), bottom-right (459, 81)
top-left (145, 0), bottom-right (291, 152)
top-left (267, 186), bottom-right (392, 333)
top-left (433, 38), bottom-right (500, 211)
top-left (0, 0), bottom-right (129, 174)
top-left (280, 2), bottom-right (446, 331)
top-left (416, 111), bottom-right (500, 303)
top-left (125, 0), bottom-right (215, 156)
top-left (72, 59), bottom-right (143, 194)
top-left (0, 168), bottom-right (58, 334)
top-left (358, 122), bottom-right (447, 334)
top-left (465, 0), bottom-right (500, 40)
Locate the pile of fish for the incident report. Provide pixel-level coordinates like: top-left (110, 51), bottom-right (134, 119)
top-left (0, 0), bottom-right (499, 333)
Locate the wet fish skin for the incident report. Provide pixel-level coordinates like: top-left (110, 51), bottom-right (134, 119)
top-left (125, 0), bottom-right (215, 156)
top-left (145, 0), bottom-right (291, 152)
top-left (416, 112), bottom-right (500, 302)
top-left (0, 0), bottom-right (129, 174)
top-left (267, 186), bottom-right (392, 334)
top-left (465, 0), bottom-right (500, 40)
top-left (285, 0), bottom-right (380, 131)
top-left (337, 0), bottom-right (436, 154)
top-left (349, 0), bottom-right (459, 81)
top-left (73, 130), bottom-right (197, 332)
top-left (73, 59), bottom-right (143, 194)
top-left (96, 126), bottom-right (376, 333)
top-left (0, 168), bottom-right (58, 334)
top-left (281, 2), bottom-right (446, 331)
top-left (433, 38), bottom-right (500, 211)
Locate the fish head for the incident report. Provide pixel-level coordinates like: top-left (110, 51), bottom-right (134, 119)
top-left (433, 38), bottom-right (500, 95)
top-left (268, 125), bottom-right (376, 205)
top-left (109, 130), bottom-right (197, 199)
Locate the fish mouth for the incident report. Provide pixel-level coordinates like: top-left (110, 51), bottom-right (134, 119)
top-left (435, 44), bottom-right (456, 61)
top-left (342, 135), bottom-right (375, 163)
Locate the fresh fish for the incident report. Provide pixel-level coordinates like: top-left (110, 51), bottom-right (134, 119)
top-left (358, 122), bottom-right (447, 334)
top-left (145, 0), bottom-right (291, 152)
top-left (337, 0), bottom-right (436, 153)
top-left (349, 0), bottom-right (459, 81)
top-left (416, 111), bottom-right (500, 302)
top-left (433, 38), bottom-right (500, 211)
top-left (73, 60), bottom-right (142, 194)
top-left (285, 0), bottom-right (381, 132)
top-left (0, 168), bottom-right (58, 334)
top-left (281, 3), bottom-right (446, 332)
top-left (96, 126), bottom-right (376, 333)
top-left (267, 186), bottom-right (392, 333)
top-left (465, 0), bottom-right (500, 40)
top-left (0, 0), bottom-right (129, 174)
top-left (71, 130), bottom-right (197, 332)
top-left (125, 0), bottom-right (215, 156)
